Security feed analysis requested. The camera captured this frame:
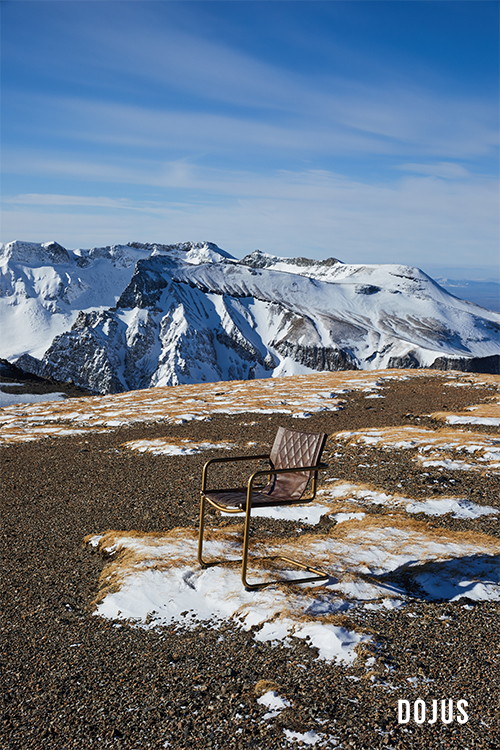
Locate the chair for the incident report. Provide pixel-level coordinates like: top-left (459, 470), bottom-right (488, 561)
top-left (197, 426), bottom-right (329, 590)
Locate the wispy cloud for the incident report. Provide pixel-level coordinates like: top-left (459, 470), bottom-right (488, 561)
top-left (12, 85), bottom-right (498, 163)
top-left (2, 1), bottom-right (498, 268)
top-left (3, 167), bottom-right (497, 267)
top-left (396, 163), bottom-right (472, 179)
top-left (61, 4), bottom-right (499, 156)
top-left (3, 194), bottom-right (146, 210)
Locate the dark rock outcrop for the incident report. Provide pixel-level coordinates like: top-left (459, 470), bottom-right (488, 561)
top-left (272, 341), bottom-right (358, 371)
top-left (430, 354), bottom-right (500, 375)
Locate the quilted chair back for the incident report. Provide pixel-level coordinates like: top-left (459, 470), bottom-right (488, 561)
top-left (264, 427), bottom-right (327, 501)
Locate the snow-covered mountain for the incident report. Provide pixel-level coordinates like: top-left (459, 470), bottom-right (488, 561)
top-left (1, 239), bottom-right (499, 394)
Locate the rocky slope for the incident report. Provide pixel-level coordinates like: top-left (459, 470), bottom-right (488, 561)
top-left (1, 240), bottom-right (499, 394)
top-left (1, 375), bottom-right (499, 750)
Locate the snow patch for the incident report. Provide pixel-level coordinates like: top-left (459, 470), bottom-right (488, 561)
top-left (122, 438), bottom-right (235, 456)
top-left (335, 425), bottom-right (500, 474)
top-left (0, 389), bottom-right (67, 407)
top-left (87, 511), bottom-right (500, 664)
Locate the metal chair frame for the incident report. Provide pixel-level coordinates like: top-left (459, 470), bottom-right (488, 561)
top-left (197, 453), bottom-right (329, 590)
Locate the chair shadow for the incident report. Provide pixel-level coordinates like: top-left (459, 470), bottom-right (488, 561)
top-left (356, 553), bottom-right (500, 601)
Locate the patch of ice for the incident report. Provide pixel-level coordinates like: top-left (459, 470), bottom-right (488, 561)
top-left (415, 555), bottom-right (500, 601)
top-left (90, 529), bottom-right (372, 663)
top-left (336, 426), bottom-right (500, 474)
top-left (0, 390), bottom-right (67, 407)
top-left (418, 458), bottom-right (481, 471)
top-left (87, 534), bottom-right (104, 548)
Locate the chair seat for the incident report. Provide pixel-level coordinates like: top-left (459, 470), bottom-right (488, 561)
top-left (204, 488), bottom-right (307, 510)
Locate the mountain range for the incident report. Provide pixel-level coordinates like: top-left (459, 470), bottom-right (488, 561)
top-left (1, 239), bottom-right (498, 394)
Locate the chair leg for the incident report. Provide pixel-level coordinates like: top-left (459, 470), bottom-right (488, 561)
top-left (240, 502), bottom-right (329, 591)
top-left (197, 492), bottom-right (209, 567)
top-left (198, 492), bottom-right (241, 568)
top-left (199, 492), bottom-right (329, 589)
top-left (198, 492), bottom-right (241, 569)
top-left (240, 499), bottom-right (253, 587)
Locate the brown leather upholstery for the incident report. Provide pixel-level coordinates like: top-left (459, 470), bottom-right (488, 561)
top-left (204, 427), bottom-right (327, 510)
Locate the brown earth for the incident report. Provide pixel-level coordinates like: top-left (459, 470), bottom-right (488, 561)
top-left (1, 374), bottom-right (499, 749)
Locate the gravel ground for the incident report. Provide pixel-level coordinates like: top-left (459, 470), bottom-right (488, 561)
top-left (1, 375), bottom-right (499, 750)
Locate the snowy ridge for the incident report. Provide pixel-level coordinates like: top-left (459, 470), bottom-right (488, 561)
top-left (1, 240), bottom-right (499, 394)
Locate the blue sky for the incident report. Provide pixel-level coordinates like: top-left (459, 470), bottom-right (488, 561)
top-left (1, 0), bottom-right (499, 277)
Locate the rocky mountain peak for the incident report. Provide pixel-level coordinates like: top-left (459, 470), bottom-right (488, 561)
top-left (239, 249), bottom-right (343, 270)
top-left (1, 240), bottom-right (71, 265)
top-left (2, 238), bottom-right (499, 393)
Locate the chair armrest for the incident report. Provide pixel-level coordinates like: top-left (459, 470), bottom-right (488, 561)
top-left (246, 463), bottom-right (328, 504)
top-left (201, 454), bottom-right (269, 492)
top-left (248, 463), bottom-right (327, 483)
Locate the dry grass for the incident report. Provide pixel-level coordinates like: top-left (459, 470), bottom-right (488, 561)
top-left (86, 513), bottom-right (500, 618)
top-left (334, 424), bottom-right (500, 450)
top-left (431, 399), bottom-right (500, 424)
top-left (322, 512), bottom-right (500, 548)
top-left (2, 368), bottom-right (496, 446)
top-left (333, 425), bottom-right (500, 473)
top-left (253, 679), bottom-right (281, 697)
top-left (66, 369), bottom-right (500, 636)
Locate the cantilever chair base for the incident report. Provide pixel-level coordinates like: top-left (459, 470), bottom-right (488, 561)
top-left (198, 493), bottom-right (329, 589)
top-left (197, 428), bottom-right (329, 590)
top-left (198, 554), bottom-right (329, 591)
